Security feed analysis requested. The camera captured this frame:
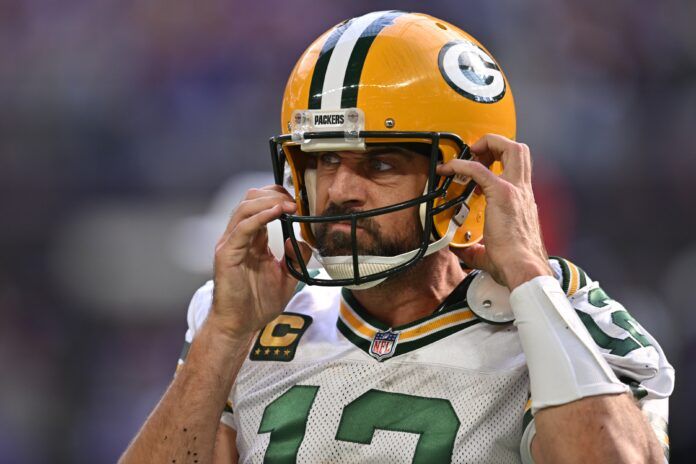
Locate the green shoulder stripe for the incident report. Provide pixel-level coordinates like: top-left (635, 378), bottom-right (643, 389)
top-left (577, 264), bottom-right (588, 289)
top-left (522, 408), bottom-right (533, 431)
top-left (522, 394), bottom-right (534, 432)
top-left (550, 256), bottom-right (590, 296)
top-left (553, 257), bottom-right (572, 294)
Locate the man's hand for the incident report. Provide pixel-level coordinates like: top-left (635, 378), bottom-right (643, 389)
top-left (120, 186), bottom-right (309, 464)
top-left (437, 134), bottom-right (552, 290)
top-left (210, 185), bottom-right (311, 337)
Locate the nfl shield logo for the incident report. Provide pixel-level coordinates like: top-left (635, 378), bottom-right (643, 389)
top-left (369, 330), bottom-right (399, 361)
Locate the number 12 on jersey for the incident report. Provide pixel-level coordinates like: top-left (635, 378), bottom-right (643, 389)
top-left (258, 385), bottom-right (461, 463)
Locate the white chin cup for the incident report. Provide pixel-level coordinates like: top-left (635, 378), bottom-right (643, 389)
top-left (315, 220), bottom-right (457, 290)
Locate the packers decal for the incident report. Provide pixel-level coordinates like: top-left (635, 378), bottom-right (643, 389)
top-left (438, 39), bottom-right (506, 103)
top-left (250, 312), bottom-right (312, 362)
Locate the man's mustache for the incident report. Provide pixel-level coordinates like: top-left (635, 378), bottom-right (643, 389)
top-left (318, 203), bottom-right (381, 236)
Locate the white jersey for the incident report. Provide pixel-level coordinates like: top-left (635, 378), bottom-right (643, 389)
top-left (179, 258), bottom-right (674, 463)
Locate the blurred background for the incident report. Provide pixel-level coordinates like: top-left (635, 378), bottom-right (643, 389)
top-left (1, 0), bottom-right (694, 461)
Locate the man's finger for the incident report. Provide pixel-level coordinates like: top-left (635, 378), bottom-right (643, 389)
top-left (470, 134), bottom-right (529, 185)
top-left (244, 185), bottom-right (294, 201)
top-left (224, 204), bottom-right (292, 253)
top-left (450, 243), bottom-right (492, 272)
top-left (437, 159), bottom-right (500, 193)
top-left (223, 196), bottom-right (296, 237)
top-left (261, 184), bottom-right (293, 194)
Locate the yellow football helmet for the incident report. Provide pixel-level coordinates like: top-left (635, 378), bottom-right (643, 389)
top-left (270, 10), bottom-right (516, 288)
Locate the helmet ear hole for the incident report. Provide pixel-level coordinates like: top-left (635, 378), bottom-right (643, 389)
top-left (447, 160), bottom-right (502, 248)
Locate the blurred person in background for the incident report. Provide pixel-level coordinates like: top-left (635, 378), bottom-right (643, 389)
top-left (120, 11), bottom-right (673, 463)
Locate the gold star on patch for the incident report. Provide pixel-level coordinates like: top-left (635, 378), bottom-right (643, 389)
top-left (264, 348), bottom-right (271, 355)
top-left (274, 349), bottom-right (280, 356)
top-left (284, 349), bottom-right (292, 357)
top-left (254, 348), bottom-right (261, 356)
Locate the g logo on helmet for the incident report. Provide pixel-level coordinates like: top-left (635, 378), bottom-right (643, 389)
top-left (438, 39), bottom-right (506, 103)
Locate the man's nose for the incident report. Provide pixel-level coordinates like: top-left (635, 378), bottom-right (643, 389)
top-left (327, 164), bottom-right (367, 208)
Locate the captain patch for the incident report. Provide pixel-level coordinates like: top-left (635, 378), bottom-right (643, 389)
top-left (250, 312), bottom-right (312, 362)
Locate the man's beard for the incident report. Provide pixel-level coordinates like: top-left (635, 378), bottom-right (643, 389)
top-left (314, 203), bottom-right (423, 257)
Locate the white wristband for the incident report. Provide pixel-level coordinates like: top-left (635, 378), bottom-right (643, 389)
top-left (510, 275), bottom-right (628, 413)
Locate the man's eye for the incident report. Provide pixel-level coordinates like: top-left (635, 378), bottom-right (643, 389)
top-left (370, 159), bottom-right (393, 172)
top-left (319, 153), bottom-right (340, 165)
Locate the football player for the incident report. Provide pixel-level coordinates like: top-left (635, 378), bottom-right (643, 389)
top-left (121, 11), bottom-right (674, 464)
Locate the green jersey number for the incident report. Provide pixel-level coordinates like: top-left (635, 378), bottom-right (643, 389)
top-left (576, 309), bottom-right (652, 357)
top-left (257, 385), bottom-right (319, 464)
top-left (258, 386), bottom-right (460, 463)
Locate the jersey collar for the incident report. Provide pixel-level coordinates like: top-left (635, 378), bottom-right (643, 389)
top-left (336, 274), bottom-right (481, 361)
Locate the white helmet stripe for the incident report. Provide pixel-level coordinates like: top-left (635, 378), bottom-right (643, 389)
top-left (320, 11), bottom-right (385, 110)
